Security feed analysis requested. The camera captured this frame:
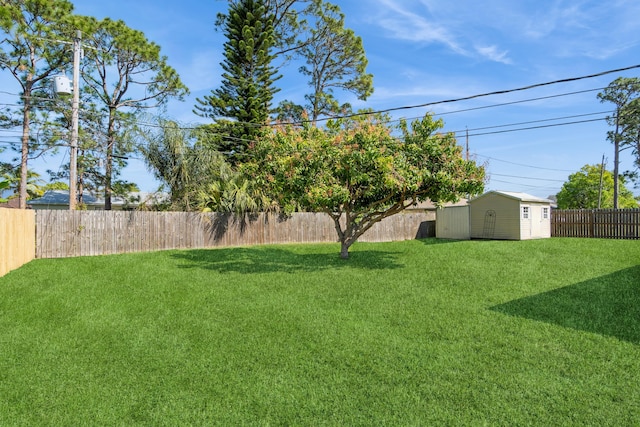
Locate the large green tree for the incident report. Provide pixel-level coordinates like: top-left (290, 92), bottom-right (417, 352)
top-left (296, 0), bottom-right (373, 124)
top-left (43, 85), bottom-right (126, 205)
top-left (195, 0), bottom-right (280, 162)
top-left (0, 0), bottom-right (75, 208)
top-left (79, 17), bottom-right (188, 209)
top-left (245, 113), bottom-right (485, 259)
top-left (556, 164), bottom-right (638, 209)
top-left (597, 77), bottom-right (640, 208)
top-left (216, 0), bottom-right (312, 62)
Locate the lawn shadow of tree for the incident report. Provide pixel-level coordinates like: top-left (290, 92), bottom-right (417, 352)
top-left (490, 265), bottom-right (640, 344)
top-left (170, 246), bottom-right (404, 275)
top-left (416, 237), bottom-right (466, 245)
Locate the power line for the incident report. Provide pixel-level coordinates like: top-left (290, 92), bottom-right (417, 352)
top-left (448, 111), bottom-right (613, 136)
top-left (276, 63), bottom-right (640, 125)
top-left (73, 65), bottom-right (635, 131)
top-left (380, 87), bottom-right (607, 125)
top-left (3, 65), bottom-right (637, 133)
top-left (490, 173), bottom-right (566, 182)
top-left (465, 117), bottom-right (607, 138)
top-left (476, 154), bottom-right (575, 172)
top-left (489, 178), bottom-right (561, 191)
top-left (434, 88), bottom-right (606, 116)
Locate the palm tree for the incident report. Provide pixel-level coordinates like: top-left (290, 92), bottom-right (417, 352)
top-left (1, 168), bottom-right (45, 200)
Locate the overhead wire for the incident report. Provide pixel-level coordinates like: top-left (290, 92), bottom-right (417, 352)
top-left (274, 63), bottom-right (640, 125)
top-left (490, 173), bottom-right (566, 182)
top-left (5, 63), bottom-right (638, 188)
top-left (464, 116), bottom-right (607, 137)
top-left (1, 64), bottom-right (636, 133)
top-left (475, 154), bottom-right (575, 172)
top-left (448, 111), bottom-right (613, 136)
top-left (386, 87), bottom-right (607, 125)
top-left (489, 178), bottom-right (560, 191)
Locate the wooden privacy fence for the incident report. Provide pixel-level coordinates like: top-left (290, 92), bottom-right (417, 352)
top-left (35, 210), bottom-right (435, 258)
top-left (551, 209), bottom-right (640, 239)
top-left (0, 208), bottom-right (35, 276)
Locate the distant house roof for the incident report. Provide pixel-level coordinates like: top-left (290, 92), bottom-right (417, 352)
top-left (27, 190), bottom-right (168, 209)
top-left (411, 199), bottom-right (470, 210)
top-left (470, 190), bottom-right (552, 204)
top-left (0, 198), bottom-right (24, 209)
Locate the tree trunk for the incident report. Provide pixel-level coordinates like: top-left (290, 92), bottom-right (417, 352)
top-left (18, 82), bottom-right (32, 210)
top-left (105, 142), bottom-right (113, 210)
top-left (19, 99), bottom-right (29, 209)
top-left (614, 114), bottom-right (620, 209)
top-left (78, 151), bottom-right (84, 205)
top-left (340, 240), bottom-right (350, 259)
top-left (104, 108), bottom-right (116, 210)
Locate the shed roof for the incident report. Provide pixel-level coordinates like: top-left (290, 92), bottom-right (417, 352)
top-left (470, 190), bottom-right (551, 204)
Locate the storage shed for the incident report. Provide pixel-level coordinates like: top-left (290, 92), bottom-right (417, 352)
top-left (469, 191), bottom-right (551, 240)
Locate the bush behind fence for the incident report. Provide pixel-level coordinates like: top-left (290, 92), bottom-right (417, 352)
top-left (35, 210), bottom-right (436, 259)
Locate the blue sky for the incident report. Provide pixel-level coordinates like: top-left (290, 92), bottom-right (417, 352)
top-left (3, 0), bottom-right (640, 199)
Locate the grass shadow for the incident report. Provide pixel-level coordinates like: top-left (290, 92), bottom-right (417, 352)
top-left (416, 237), bottom-right (467, 245)
top-left (491, 265), bottom-right (640, 344)
top-left (170, 245), bottom-right (404, 274)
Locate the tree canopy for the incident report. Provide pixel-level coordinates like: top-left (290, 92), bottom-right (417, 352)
top-left (556, 164), bottom-right (638, 209)
top-left (0, 2), bottom-right (187, 210)
top-left (598, 77), bottom-right (640, 207)
top-left (245, 113), bottom-right (485, 258)
top-left (79, 16), bottom-right (188, 209)
top-left (214, 0), bottom-right (373, 127)
top-left (296, 1), bottom-right (373, 124)
top-left (0, 0), bottom-right (76, 208)
top-left (194, 0), bottom-right (280, 163)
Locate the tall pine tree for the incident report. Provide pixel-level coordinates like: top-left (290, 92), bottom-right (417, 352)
top-left (195, 0), bottom-right (280, 163)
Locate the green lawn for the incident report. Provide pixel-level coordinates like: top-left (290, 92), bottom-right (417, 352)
top-left (1, 238), bottom-right (639, 425)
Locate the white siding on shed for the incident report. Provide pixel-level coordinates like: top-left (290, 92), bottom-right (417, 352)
top-left (436, 206), bottom-right (470, 240)
top-left (469, 191), bottom-right (551, 240)
top-left (470, 193), bottom-right (521, 239)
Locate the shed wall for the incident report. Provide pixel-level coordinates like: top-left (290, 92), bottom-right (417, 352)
top-left (436, 206), bottom-right (470, 240)
top-left (470, 194), bottom-right (521, 239)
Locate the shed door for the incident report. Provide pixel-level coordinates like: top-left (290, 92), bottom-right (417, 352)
top-left (530, 205), bottom-right (549, 239)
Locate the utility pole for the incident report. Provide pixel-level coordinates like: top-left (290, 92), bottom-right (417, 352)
top-left (69, 30), bottom-right (81, 210)
top-left (465, 127), bottom-right (469, 161)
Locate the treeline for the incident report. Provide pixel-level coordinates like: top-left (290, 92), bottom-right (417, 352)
top-left (1, 0), bottom-right (486, 258)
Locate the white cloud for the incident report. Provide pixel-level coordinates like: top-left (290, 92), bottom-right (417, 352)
top-left (475, 45), bottom-right (512, 65)
top-left (371, 0), bottom-right (519, 64)
top-left (519, 1), bottom-right (640, 59)
top-left (373, 0), bottom-right (467, 55)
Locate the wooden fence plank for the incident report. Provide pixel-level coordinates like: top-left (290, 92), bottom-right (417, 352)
top-left (0, 209), bottom-right (35, 276)
top-left (551, 209), bottom-right (640, 239)
top-left (34, 209), bottom-right (436, 258)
